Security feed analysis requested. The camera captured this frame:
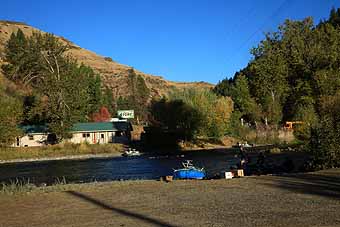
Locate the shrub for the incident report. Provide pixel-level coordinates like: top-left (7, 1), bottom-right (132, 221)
top-left (168, 88), bottom-right (234, 139)
top-left (104, 57), bottom-right (113, 62)
top-left (309, 93), bottom-right (340, 169)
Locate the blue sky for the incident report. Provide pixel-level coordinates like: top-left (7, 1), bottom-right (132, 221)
top-left (2, 0), bottom-right (340, 84)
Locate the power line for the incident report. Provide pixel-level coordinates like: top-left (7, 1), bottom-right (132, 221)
top-left (236, 0), bottom-right (292, 53)
top-left (223, 0), bottom-right (293, 78)
top-left (223, 2), bottom-right (258, 46)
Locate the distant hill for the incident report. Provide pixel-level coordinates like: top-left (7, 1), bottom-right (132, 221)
top-left (0, 20), bottom-right (213, 99)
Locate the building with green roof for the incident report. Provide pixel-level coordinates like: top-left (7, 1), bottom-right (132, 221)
top-left (69, 122), bottom-right (132, 144)
top-left (14, 125), bottom-right (50, 147)
top-left (13, 121), bottom-right (133, 147)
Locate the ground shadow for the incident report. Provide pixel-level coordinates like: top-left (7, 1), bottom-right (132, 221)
top-left (66, 190), bottom-right (178, 227)
top-left (259, 171), bottom-right (340, 200)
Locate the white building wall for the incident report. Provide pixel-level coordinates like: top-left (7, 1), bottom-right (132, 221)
top-left (13, 131), bottom-right (122, 147)
top-left (68, 131), bottom-right (114, 144)
top-left (13, 134), bottom-right (48, 147)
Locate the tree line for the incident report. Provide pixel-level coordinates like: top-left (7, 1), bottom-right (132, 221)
top-left (142, 88), bottom-right (233, 148)
top-left (213, 7), bottom-right (340, 168)
top-left (0, 29), bottom-right (113, 144)
top-left (0, 29), bottom-right (159, 146)
top-left (115, 68), bottom-right (150, 123)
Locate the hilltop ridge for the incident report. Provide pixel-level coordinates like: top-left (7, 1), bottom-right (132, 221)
top-left (0, 20), bottom-right (213, 99)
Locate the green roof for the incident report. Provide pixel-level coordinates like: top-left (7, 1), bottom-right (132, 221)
top-left (18, 122), bottom-right (133, 134)
top-left (71, 122), bottom-right (132, 132)
top-left (19, 125), bottom-right (48, 134)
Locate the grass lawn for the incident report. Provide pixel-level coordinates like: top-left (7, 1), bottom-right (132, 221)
top-left (0, 168), bottom-right (339, 227)
top-left (0, 143), bottom-right (124, 162)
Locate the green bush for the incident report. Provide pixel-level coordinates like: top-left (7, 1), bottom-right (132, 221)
top-left (149, 88), bottom-right (234, 141)
top-left (309, 93), bottom-right (340, 169)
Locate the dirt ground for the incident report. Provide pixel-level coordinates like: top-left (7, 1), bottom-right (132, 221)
top-left (0, 169), bottom-right (340, 227)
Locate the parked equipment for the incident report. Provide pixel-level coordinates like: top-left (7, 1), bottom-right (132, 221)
top-left (284, 121), bottom-right (303, 130)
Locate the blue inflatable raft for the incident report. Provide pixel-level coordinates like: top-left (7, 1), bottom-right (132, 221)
top-left (173, 160), bottom-right (205, 179)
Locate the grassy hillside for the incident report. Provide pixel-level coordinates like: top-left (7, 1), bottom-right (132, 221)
top-left (0, 20), bottom-right (213, 100)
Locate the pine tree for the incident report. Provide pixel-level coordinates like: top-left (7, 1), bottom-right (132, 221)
top-left (102, 86), bottom-right (114, 114)
top-left (0, 92), bottom-right (23, 146)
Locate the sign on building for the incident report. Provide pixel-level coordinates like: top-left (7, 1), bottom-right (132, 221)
top-left (117, 110), bottom-right (134, 119)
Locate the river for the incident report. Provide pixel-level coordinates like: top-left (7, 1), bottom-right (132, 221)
top-left (0, 151), bottom-right (239, 185)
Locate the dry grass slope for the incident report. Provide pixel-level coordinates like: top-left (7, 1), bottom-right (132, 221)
top-left (0, 21), bottom-right (213, 100)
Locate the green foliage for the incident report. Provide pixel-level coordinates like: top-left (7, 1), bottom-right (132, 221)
top-left (249, 33), bottom-right (289, 125)
top-left (2, 29), bottom-right (32, 83)
top-left (101, 86), bottom-right (114, 114)
top-left (0, 89), bottom-right (23, 146)
top-left (1, 30), bottom-right (108, 141)
top-left (328, 7), bottom-right (340, 27)
top-left (116, 68), bottom-right (150, 123)
top-left (309, 93), bottom-right (340, 169)
top-left (150, 88), bottom-right (233, 141)
top-left (214, 8), bottom-right (340, 167)
top-left (233, 74), bottom-right (261, 123)
top-left (292, 104), bottom-right (318, 141)
top-left (215, 8), bottom-right (340, 128)
top-left (213, 77), bottom-right (234, 97)
top-left (81, 65), bottom-right (102, 117)
top-left (0, 179), bottom-right (35, 195)
top-left (150, 98), bottom-right (204, 140)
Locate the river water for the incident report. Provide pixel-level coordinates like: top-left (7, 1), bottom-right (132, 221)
top-left (0, 151), bottom-right (239, 185)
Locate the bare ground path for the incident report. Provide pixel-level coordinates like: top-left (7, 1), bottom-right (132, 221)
top-left (0, 169), bottom-right (340, 227)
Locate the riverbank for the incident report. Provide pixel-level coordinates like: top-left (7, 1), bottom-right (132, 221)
top-left (0, 168), bottom-right (339, 227)
top-left (0, 152), bottom-right (125, 164)
top-left (0, 143), bottom-right (124, 164)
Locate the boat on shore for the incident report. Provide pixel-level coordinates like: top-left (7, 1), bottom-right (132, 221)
top-left (122, 148), bottom-right (141, 157)
top-left (173, 160), bottom-right (205, 179)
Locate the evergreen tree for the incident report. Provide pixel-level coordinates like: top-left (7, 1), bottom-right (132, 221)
top-left (213, 77), bottom-right (234, 97)
top-left (0, 86), bottom-right (23, 146)
top-left (82, 65), bottom-right (102, 116)
top-left (116, 68), bottom-right (150, 123)
top-left (231, 74), bottom-right (260, 123)
top-left (101, 86), bottom-right (114, 114)
top-left (329, 7), bottom-right (340, 27)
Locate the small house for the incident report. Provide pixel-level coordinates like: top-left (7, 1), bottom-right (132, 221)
top-left (14, 125), bottom-right (49, 147)
top-left (69, 122), bottom-right (133, 144)
top-left (13, 121), bottom-right (133, 147)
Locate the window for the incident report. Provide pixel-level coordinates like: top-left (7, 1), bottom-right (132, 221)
top-left (28, 135), bottom-right (34, 140)
top-left (82, 133), bottom-right (91, 138)
top-left (101, 134), bottom-right (104, 139)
